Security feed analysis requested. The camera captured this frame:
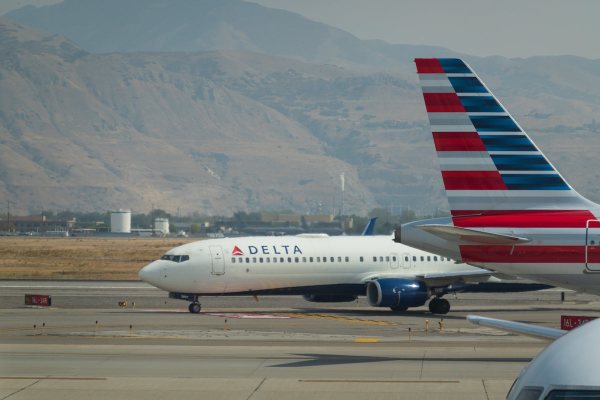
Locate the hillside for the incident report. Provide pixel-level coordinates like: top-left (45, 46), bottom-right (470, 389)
top-left (1, 14), bottom-right (600, 216)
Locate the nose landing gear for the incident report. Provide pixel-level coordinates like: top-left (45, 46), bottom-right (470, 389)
top-left (188, 302), bottom-right (201, 313)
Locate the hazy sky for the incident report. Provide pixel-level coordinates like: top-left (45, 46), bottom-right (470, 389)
top-left (250, 0), bottom-right (600, 59)
top-left (2, 0), bottom-right (599, 59)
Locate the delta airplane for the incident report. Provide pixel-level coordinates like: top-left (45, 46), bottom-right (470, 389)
top-left (396, 58), bottom-right (600, 295)
top-left (138, 233), bottom-right (545, 314)
top-left (467, 315), bottom-right (600, 398)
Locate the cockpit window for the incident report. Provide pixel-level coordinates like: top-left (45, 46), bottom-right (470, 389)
top-left (160, 254), bottom-right (190, 263)
top-left (514, 387), bottom-right (543, 400)
top-left (545, 389), bottom-right (600, 399)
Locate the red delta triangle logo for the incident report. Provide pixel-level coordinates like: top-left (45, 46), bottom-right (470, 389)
top-left (232, 246), bottom-right (244, 256)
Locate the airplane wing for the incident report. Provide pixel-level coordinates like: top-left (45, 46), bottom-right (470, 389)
top-left (418, 224), bottom-right (531, 245)
top-left (467, 315), bottom-right (565, 340)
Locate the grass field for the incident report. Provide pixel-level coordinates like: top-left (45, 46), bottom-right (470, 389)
top-left (0, 237), bottom-right (196, 280)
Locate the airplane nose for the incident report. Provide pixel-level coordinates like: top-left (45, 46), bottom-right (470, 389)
top-left (138, 261), bottom-right (161, 286)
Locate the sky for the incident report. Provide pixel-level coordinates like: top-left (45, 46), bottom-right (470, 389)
top-left (250, 0), bottom-right (600, 59)
top-left (2, 0), bottom-right (599, 59)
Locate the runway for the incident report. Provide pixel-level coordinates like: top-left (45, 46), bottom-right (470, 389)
top-left (1, 281), bottom-right (599, 399)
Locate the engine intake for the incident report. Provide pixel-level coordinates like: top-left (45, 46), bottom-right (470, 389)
top-left (367, 278), bottom-right (429, 309)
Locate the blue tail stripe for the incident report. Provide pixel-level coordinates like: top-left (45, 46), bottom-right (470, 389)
top-left (439, 59), bottom-right (471, 73)
top-left (459, 96), bottom-right (504, 113)
top-left (502, 174), bottom-right (569, 190)
top-left (481, 135), bottom-right (537, 151)
top-left (471, 116), bottom-right (521, 132)
top-left (448, 77), bottom-right (488, 94)
top-left (491, 155), bottom-right (553, 171)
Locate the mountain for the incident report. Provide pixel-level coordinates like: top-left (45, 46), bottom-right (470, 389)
top-left (5, 0), bottom-right (458, 70)
top-left (2, 10), bottom-right (600, 216)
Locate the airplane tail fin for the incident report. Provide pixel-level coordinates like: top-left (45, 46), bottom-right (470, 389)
top-left (415, 58), bottom-right (594, 219)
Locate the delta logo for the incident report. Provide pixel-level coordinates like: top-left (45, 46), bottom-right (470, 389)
top-left (231, 244), bottom-right (303, 256)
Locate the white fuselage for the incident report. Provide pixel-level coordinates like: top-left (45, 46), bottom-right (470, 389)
top-left (139, 235), bottom-right (483, 295)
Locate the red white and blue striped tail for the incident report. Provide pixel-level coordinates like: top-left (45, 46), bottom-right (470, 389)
top-left (415, 58), bottom-right (595, 220)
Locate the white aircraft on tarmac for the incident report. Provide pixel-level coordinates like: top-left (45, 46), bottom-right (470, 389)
top-left (468, 315), bottom-right (600, 399)
top-left (397, 58), bottom-right (600, 295)
top-left (138, 234), bottom-right (546, 314)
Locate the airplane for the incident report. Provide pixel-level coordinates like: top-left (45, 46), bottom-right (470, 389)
top-left (138, 233), bottom-right (548, 314)
top-left (467, 315), bottom-right (600, 398)
top-left (396, 57), bottom-right (600, 295)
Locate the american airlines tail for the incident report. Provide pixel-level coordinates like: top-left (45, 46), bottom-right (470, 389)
top-left (415, 58), bottom-right (594, 215)
top-left (398, 58), bottom-right (600, 294)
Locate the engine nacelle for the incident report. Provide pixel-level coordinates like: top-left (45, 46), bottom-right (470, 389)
top-left (366, 278), bottom-right (429, 308)
top-left (302, 294), bottom-right (358, 303)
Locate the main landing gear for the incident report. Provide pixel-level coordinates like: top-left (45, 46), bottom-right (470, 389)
top-left (188, 295), bottom-right (201, 313)
top-left (428, 297), bottom-right (450, 315)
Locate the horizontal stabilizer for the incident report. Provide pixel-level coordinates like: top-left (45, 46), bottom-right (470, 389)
top-left (418, 224), bottom-right (530, 244)
top-left (417, 269), bottom-right (492, 281)
top-left (467, 315), bottom-right (564, 340)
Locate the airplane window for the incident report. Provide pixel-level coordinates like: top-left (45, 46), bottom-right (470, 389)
top-left (231, 258), bottom-right (236, 263)
top-left (266, 258), bottom-right (270, 263)
top-left (420, 256), bottom-right (424, 262)
top-left (513, 387), bottom-right (543, 400)
top-left (385, 256), bottom-right (389, 262)
top-left (239, 258), bottom-right (243, 263)
top-left (392, 256), bottom-right (396, 262)
top-left (280, 257), bottom-right (284, 263)
top-left (288, 257), bottom-right (292, 263)
top-left (302, 257), bottom-right (307, 262)
top-left (379, 256), bottom-right (384, 262)
top-left (427, 256), bottom-right (431, 262)
top-left (413, 256), bottom-right (417, 262)
top-left (434, 256), bottom-right (438, 261)
top-left (295, 257), bottom-right (299, 263)
top-left (545, 389), bottom-right (600, 399)
top-left (309, 257), bottom-right (313, 262)
top-left (345, 257), bottom-right (349, 262)
top-left (252, 257), bottom-right (257, 263)
top-left (246, 257), bottom-right (250, 263)
top-left (259, 257), bottom-right (263, 263)
top-left (405, 256), bottom-right (409, 262)
top-left (316, 257), bottom-right (320, 262)
top-left (330, 257), bottom-right (335, 262)
top-left (372, 256), bottom-right (377, 262)
top-left (360, 257), bottom-right (364, 262)
top-left (173, 255), bottom-right (181, 262)
top-left (323, 257), bottom-right (327, 263)
top-left (181, 255), bottom-right (189, 262)
top-left (272, 257), bottom-right (277, 263)
top-left (337, 257), bottom-right (342, 262)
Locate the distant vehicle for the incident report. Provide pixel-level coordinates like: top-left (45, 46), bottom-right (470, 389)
top-left (139, 233), bottom-right (548, 314)
top-left (397, 58), bottom-right (600, 295)
top-left (468, 315), bottom-right (600, 399)
top-left (176, 230), bottom-right (188, 238)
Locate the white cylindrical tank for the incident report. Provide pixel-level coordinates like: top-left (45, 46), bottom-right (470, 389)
top-left (110, 209), bottom-right (131, 233)
top-left (154, 218), bottom-right (169, 235)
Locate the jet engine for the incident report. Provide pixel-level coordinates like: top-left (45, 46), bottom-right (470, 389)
top-left (366, 278), bottom-right (429, 311)
top-left (302, 294), bottom-right (358, 303)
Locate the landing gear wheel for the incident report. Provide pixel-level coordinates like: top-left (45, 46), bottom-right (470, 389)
top-left (390, 305), bottom-right (408, 312)
top-left (188, 302), bottom-right (201, 313)
top-left (428, 298), bottom-right (450, 315)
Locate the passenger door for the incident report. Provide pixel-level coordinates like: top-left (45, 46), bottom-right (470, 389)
top-left (209, 245), bottom-right (225, 275)
top-left (585, 220), bottom-right (600, 271)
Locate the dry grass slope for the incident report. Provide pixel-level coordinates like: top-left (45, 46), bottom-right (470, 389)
top-left (0, 237), bottom-right (196, 280)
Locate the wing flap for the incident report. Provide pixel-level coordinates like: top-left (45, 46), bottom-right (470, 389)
top-left (418, 224), bottom-right (530, 244)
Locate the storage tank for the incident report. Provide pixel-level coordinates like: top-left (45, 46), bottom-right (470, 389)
top-left (154, 218), bottom-right (169, 236)
top-left (110, 209), bottom-right (131, 233)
